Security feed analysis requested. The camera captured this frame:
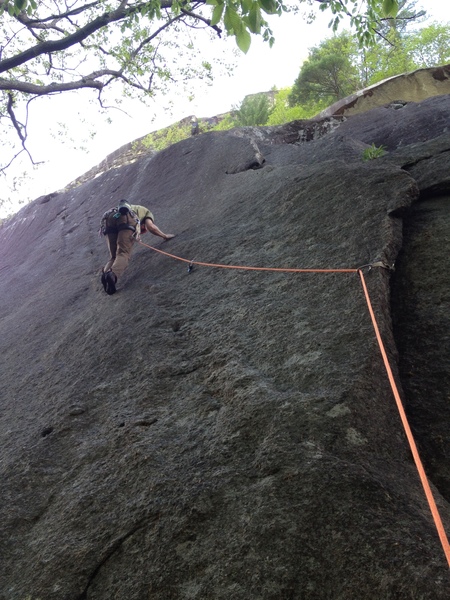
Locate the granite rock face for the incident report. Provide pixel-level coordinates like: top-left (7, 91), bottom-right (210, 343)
top-left (0, 95), bottom-right (450, 599)
top-left (317, 63), bottom-right (450, 118)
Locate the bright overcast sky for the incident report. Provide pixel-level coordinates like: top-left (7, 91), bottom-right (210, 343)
top-left (1, 0), bottom-right (449, 214)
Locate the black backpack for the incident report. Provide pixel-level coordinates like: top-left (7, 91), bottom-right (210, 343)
top-left (99, 204), bottom-right (140, 236)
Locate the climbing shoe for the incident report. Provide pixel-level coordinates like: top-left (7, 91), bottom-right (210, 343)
top-left (101, 271), bottom-right (108, 292)
top-left (105, 271), bottom-right (117, 295)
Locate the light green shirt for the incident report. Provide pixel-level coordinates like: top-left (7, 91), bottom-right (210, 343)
top-left (131, 205), bottom-right (154, 223)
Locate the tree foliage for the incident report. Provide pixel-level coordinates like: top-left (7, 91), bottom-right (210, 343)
top-left (405, 22), bottom-right (450, 67)
top-left (266, 87), bottom-right (313, 125)
top-left (232, 92), bottom-right (273, 126)
top-left (140, 121), bottom-right (192, 150)
top-left (316, 0), bottom-right (400, 44)
top-left (288, 3), bottom-right (449, 110)
top-left (288, 33), bottom-right (361, 106)
top-left (360, 20), bottom-right (450, 84)
top-left (374, 0), bottom-right (425, 37)
top-left (0, 0), bottom-right (404, 172)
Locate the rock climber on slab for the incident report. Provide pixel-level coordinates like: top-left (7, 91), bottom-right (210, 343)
top-left (99, 199), bottom-right (175, 295)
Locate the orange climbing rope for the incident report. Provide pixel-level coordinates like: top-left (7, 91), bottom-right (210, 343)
top-left (358, 269), bottom-right (450, 569)
top-left (138, 241), bottom-right (358, 273)
top-left (139, 239), bottom-right (450, 567)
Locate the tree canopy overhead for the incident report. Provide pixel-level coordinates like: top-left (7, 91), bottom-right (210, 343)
top-left (288, 4), bottom-right (448, 112)
top-left (0, 0), bottom-right (403, 172)
top-left (288, 33), bottom-right (361, 107)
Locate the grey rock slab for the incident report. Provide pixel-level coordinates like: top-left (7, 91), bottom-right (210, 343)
top-left (0, 94), bottom-right (450, 600)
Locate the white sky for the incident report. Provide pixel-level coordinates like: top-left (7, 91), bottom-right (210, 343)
top-left (1, 1), bottom-right (449, 214)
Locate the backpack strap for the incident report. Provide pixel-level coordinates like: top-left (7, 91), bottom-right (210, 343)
top-left (99, 207), bottom-right (117, 236)
top-left (99, 207), bottom-right (141, 238)
top-left (117, 223), bottom-right (137, 233)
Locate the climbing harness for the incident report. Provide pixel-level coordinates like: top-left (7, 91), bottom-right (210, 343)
top-left (138, 239), bottom-right (450, 569)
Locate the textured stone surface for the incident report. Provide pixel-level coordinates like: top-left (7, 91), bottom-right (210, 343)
top-left (391, 194), bottom-right (450, 502)
top-left (0, 95), bottom-right (450, 600)
top-left (317, 64), bottom-right (450, 118)
top-left (61, 65), bottom-right (450, 191)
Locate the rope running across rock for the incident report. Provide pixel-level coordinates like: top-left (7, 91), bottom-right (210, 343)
top-left (139, 239), bottom-right (450, 568)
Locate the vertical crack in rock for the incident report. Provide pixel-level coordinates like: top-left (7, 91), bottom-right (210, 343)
top-left (391, 192), bottom-right (450, 503)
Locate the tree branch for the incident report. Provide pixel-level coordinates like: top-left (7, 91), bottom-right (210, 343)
top-left (6, 92), bottom-right (26, 143)
top-left (16, 0), bottom-right (102, 26)
top-left (0, 0), bottom-right (187, 74)
top-left (180, 7), bottom-right (222, 37)
top-left (128, 11), bottom-right (183, 61)
top-left (2, 93), bottom-right (43, 173)
top-left (0, 69), bottom-right (124, 94)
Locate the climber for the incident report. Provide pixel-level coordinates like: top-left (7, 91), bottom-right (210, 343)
top-left (99, 200), bottom-right (175, 295)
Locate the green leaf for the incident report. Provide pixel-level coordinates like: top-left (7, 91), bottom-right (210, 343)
top-left (247, 4), bottom-right (262, 34)
top-left (259, 0), bottom-right (277, 15)
top-left (224, 5), bottom-right (243, 34)
top-left (382, 0), bottom-right (398, 18)
top-left (210, 3), bottom-right (224, 26)
top-left (240, 0), bottom-right (253, 12)
top-left (235, 27), bottom-right (251, 53)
